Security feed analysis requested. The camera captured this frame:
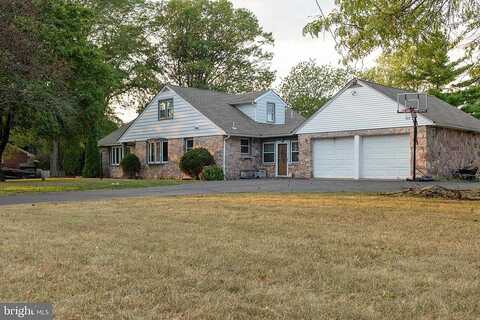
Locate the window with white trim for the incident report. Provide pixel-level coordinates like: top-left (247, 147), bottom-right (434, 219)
top-left (263, 142), bottom-right (275, 163)
top-left (291, 140), bottom-right (299, 163)
top-left (184, 138), bottom-right (194, 153)
top-left (110, 146), bottom-right (124, 166)
top-left (147, 140), bottom-right (169, 164)
top-left (158, 98), bottom-right (174, 120)
top-left (266, 102), bottom-right (275, 123)
top-left (240, 138), bottom-right (250, 155)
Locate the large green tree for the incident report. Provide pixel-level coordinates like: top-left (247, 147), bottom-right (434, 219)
top-left (304, 1), bottom-right (479, 75)
top-left (79, 0), bottom-right (162, 111)
top-left (304, 0), bottom-right (480, 119)
top-left (432, 87), bottom-right (480, 119)
top-left (36, 0), bottom-right (119, 177)
top-left (1, 0), bottom-right (159, 178)
top-left (362, 33), bottom-right (470, 91)
top-left (279, 60), bottom-right (352, 117)
top-left (0, 0), bottom-right (72, 180)
top-left (151, 0), bottom-right (275, 95)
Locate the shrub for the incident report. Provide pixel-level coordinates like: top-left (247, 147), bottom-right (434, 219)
top-left (63, 141), bottom-right (84, 176)
top-left (179, 148), bottom-right (215, 179)
top-left (120, 153), bottom-right (141, 179)
top-left (82, 135), bottom-right (101, 178)
top-left (201, 165), bottom-right (224, 181)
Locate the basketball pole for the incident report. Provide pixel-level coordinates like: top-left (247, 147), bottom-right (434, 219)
top-left (398, 93), bottom-right (426, 182)
top-left (412, 111), bottom-right (418, 181)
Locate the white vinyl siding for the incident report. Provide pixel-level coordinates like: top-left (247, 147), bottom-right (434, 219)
top-left (313, 137), bottom-right (355, 178)
top-left (237, 103), bottom-right (256, 121)
top-left (255, 91), bottom-right (286, 124)
top-left (360, 135), bottom-right (410, 179)
top-left (119, 88), bottom-right (225, 142)
top-left (297, 84), bottom-right (432, 134)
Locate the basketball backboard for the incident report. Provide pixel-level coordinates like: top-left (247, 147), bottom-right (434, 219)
top-left (397, 93), bottom-right (428, 114)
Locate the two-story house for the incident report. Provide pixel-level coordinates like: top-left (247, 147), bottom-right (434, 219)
top-left (101, 79), bottom-right (480, 180)
top-left (98, 85), bottom-right (305, 179)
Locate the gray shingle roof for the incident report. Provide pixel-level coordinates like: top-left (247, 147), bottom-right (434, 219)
top-left (98, 122), bottom-right (132, 147)
top-left (168, 85), bottom-right (304, 137)
top-left (227, 90), bottom-right (269, 105)
top-left (359, 79), bottom-right (480, 133)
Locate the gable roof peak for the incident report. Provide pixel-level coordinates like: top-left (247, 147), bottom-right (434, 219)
top-left (357, 79), bottom-right (480, 133)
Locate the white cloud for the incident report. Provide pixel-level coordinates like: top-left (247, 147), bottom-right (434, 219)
top-left (231, 0), bottom-right (341, 80)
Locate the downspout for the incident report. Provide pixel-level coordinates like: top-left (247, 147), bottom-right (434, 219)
top-left (223, 135), bottom-right (231, 180)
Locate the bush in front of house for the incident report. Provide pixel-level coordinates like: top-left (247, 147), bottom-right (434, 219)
top-left (201, 165), bottom-right (224, 181)
top-left (63, 140), bottom-right (84, 176)
top-left (82, 135), bottom-right (101, 178)
top-left (120, 153), bottom-right (141, 179)
top-left (179, 148), bottom-right (215, 179)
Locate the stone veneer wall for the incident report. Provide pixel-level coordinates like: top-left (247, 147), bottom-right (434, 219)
top-left (286, 135), bottom-right (312, 179)
top-left (256, 138), bottom-right (307, 179)
top-left (292, 126), bottom-right (480, 179)
top-left (102, 135), bottom-right (225, 179)
top-left (100, 148), bottom-right (123, 178)
top-left (224, 137), bottom-right (262, 179)
top-left (425, 127), bottom-right (480, 177)
top-left (140, 136), bottom-right (224, 179)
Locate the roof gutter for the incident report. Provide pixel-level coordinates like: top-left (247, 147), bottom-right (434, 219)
top-left (223, 135), bottom-right (231, 180)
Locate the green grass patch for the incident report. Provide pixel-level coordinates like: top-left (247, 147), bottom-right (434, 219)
top-left (0, 178), bottom-right (187, 195)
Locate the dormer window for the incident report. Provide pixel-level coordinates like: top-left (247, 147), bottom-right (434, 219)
top-left (266, 102), bottom-right (275, 123)
top-left (158, 98), bottom-right (174, 120)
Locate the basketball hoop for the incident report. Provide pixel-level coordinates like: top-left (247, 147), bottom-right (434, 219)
top-left (397, 93), bottom-right (428, 182)
top-left (397, 93), bottom-right (428, 114)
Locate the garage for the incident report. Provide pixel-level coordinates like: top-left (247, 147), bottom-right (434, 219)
top-left (313, 137), bottom-right (354, 178)
top-left (313, 134), bottom-right (411, 180)
top-left (360, 134), bottom-right (410, 179)
top-left (297, 78), bottom-right (480, 180)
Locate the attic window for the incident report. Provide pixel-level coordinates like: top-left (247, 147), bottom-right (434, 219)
top-left (266, 102), bottom-right (275, 123)
top-left (158, 98), bottom-right (174, 120)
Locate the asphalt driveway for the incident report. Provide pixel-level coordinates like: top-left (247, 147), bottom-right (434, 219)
top-left (1, 179), bottom-right (479, 206)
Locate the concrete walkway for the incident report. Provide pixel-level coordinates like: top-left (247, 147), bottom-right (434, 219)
top-left (0, 179), bottom-right (479, 206)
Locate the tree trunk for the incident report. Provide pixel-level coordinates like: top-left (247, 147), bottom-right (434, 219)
top-left (50, 139), bottom-right (60, 177)
top-left (0, 110), bottom-right (14, 181)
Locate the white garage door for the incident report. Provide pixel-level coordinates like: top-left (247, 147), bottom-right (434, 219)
top-left (360, 134), bottom-right (410, 179)
top-left (313, 137), bottom-right (354, 178)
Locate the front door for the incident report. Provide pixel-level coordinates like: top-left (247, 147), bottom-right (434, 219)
top-left (277, 143), bottom-right (288, 176)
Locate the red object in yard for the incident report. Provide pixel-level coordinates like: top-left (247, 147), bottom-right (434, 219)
top-left (1, 144), bottom-right (35, 169)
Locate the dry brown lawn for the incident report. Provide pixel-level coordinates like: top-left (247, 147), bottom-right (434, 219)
top-left (1, 194), bottom-right (479, 319)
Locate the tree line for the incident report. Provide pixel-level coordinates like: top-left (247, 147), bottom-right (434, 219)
top-left (0, 0), bottom-right (275, 179)
top-left (2, 0), bottom-right (479, 179)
